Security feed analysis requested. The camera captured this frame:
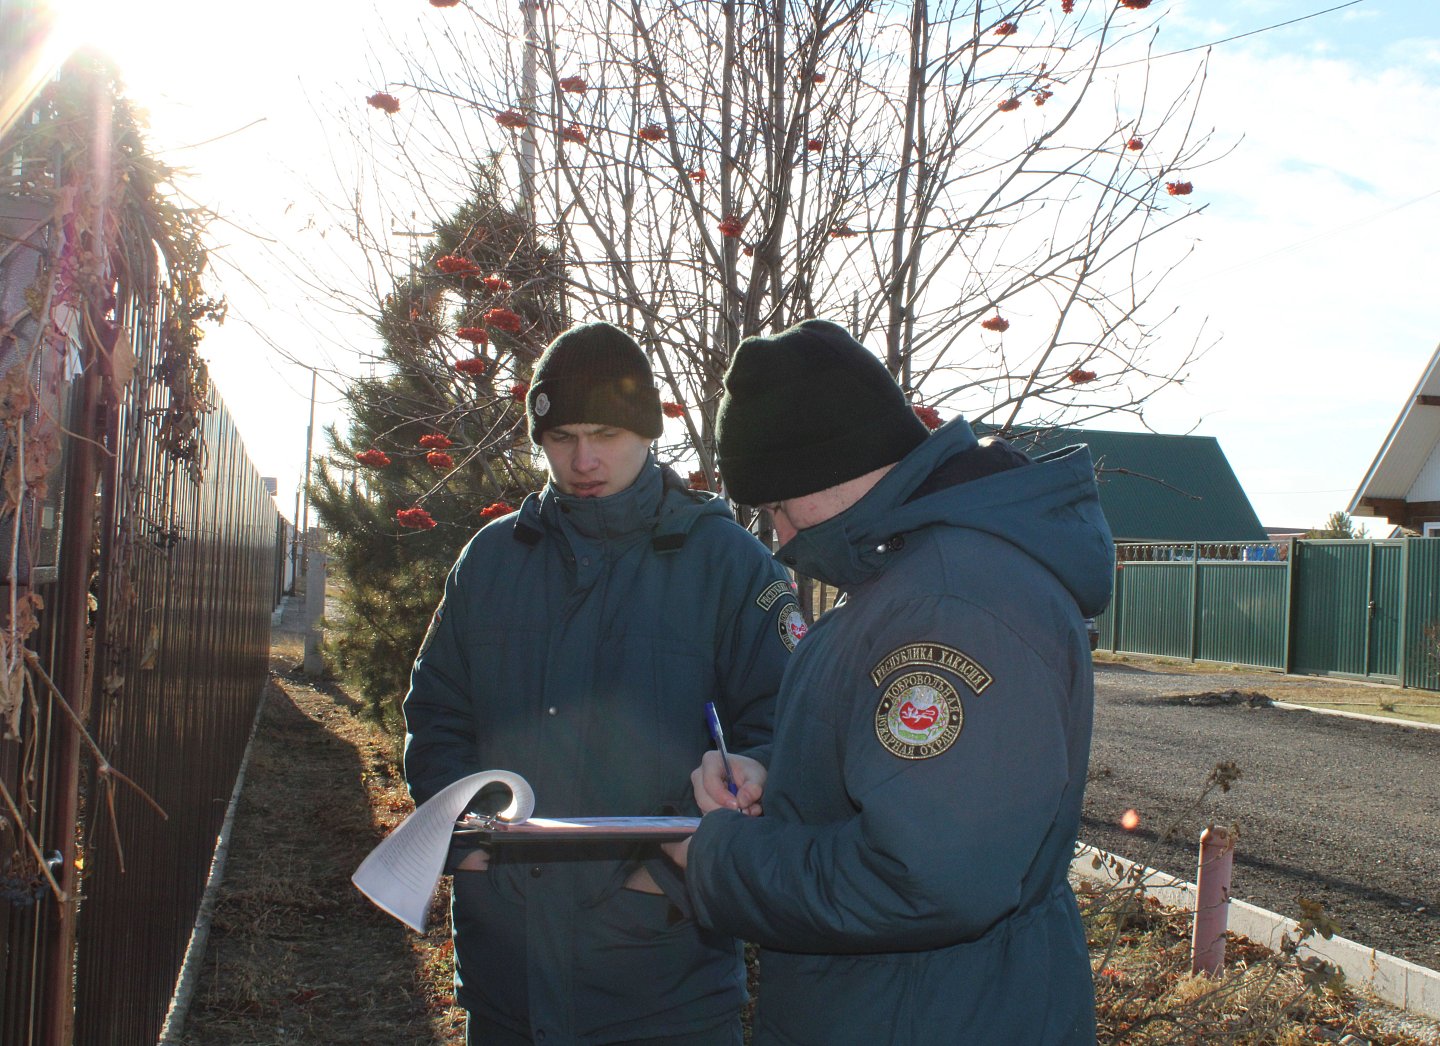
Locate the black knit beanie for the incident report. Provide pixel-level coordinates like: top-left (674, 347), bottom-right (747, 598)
top-left (716, 319), bottom-right (930, 505)
top-left (526, 322), bottom-right (663, 442)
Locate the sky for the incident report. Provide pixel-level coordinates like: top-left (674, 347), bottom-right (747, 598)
top-left (24, 0), bottom-right (1440, 534)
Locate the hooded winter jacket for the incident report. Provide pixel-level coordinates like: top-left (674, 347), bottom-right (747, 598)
top-left (404, 459), bottom-right (798, 1044)
top-left (685, 419), bottom-right (1114, 1045)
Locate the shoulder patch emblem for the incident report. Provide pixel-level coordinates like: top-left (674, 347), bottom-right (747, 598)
top-left (869, 642), bottom-right (993, 695)
top-left (778, 602), bottom-right (808, 651)
top-left (875, 672), bottom-right (963, 759)
top-left (756, 579), bottom-right (792, 611)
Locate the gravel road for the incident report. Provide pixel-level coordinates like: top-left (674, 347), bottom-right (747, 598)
top-left (1081, 661), bottom-right (1440, 972)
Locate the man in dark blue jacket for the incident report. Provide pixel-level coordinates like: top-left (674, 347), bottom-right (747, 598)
top-left (667, 320), bottom-right (1113, 1045)
top-left (403, 322), bottom-right (799, 1045)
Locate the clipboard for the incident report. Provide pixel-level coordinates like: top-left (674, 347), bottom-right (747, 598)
top-left (455, 812), bottom-right (699, 842)
top-left (353, 769), bottom-right (698, 931)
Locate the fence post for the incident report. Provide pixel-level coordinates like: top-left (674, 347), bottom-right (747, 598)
top-left (303, 538), bottom-right (326, 677)
top-left (1189, 543), bottom-right (1201, 662)
top-left (1110, 554), bottom-right (1122, 653)
top-left (1283, 539), bottom-right (1297, 673)
top-left (42, 304), bottom-right (108, 1046)
top-left (1398, 537), bottom-right (1410, 688)
top-left (1363, 542), bottom-right (1377, 678)
top-left (1191, 825), bottom-right (1235, 976)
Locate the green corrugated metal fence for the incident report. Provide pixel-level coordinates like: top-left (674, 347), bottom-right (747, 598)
top-left (1404, 539), bottom-right (1440, 690)
top-left (1099, 538), bottom-right (1440, 690)
top-left (1114, 562), bottom-right (1192, 658)
top-left (1370, 543), bottom-right (1403, 679)
top-left (1196, 560), bottom-right (1291, 669)
top-left (1292, 541), bottom-right (1374, 678)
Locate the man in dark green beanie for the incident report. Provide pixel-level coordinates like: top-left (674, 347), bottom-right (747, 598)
top-left (667, 318), bottom-right (1114, 1045)
top-left (404, 321), bottom-right (799, 1045)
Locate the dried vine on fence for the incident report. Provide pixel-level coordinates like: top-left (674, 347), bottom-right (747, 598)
top-left (0, 53), bottom-right (219, 901)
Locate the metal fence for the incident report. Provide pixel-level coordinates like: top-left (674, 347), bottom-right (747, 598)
top-left (0, 262), bottom-right (279, 1040)
top-left (1096, 539), bottom-right (1440, 689)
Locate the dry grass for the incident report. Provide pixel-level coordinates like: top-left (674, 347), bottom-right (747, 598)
top-left (1285, 693), bottom-right (1440, 726)
top-left (1080, 880), bottom-right (1437, 1045)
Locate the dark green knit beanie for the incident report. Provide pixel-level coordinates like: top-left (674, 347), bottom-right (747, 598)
top-left (526, 322), bottom-right (663, 442)
top-left (716, 319), bottom-right (930, 505)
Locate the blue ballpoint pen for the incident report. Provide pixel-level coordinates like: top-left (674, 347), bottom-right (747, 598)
top-left (703, 702), bottom-right (740, 796)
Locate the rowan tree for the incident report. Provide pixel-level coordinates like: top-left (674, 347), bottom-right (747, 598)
top-left (300, 0), bottom-right (1221, 636)
top-left (308, 162), bottom-right (556, 719)
top-left (340, 0), bottom-right (1215, 488)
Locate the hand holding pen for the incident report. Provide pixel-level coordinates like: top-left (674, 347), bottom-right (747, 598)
top-left (704, 702), bottom-right (739, 796)
top-left (698, 702), bottom-right (767, 815)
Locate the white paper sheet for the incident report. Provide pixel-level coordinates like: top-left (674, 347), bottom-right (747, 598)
top-left (351, 769), bottom-right (534, 932)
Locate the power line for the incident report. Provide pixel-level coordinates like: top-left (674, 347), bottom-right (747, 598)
top-left (1102, 0), bottom-right (1367, 69)
top-left (1195, 189), bottom-right (1440, 283)
top-left (1255, 487), bottom-right (1354, 495)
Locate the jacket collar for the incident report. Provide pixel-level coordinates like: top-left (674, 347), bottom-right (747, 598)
top-left (535, 452), bottom-right (664, 547)
top-left (776, 419), bottom-right (977, 588)
top-left (775, 417), bottom-right (1114, 617)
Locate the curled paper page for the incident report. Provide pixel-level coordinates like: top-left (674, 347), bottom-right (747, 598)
top-left (351, 769), bottom-right (533, 932)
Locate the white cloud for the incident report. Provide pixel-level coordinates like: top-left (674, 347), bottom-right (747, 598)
top-left (1133, 10), bottom-right (1440, 529)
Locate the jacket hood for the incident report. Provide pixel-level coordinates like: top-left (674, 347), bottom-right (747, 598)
top-left (777, 418), bottom-right (1114, 617)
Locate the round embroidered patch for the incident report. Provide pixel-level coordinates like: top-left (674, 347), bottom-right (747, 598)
top-left (534, 392), bottom-right (550, 416)
top-left (778, 604), bottom-right (808, 651)
top-left (874, 671), bottom-right (963, 759)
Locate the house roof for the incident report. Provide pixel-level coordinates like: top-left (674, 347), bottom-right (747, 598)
top-left (1266, 527), bottom-right (1309, 541)
top-left (991, 426), bottom-right (1268, 543)
top-left (1349, 341), bottom-right (1440, 520)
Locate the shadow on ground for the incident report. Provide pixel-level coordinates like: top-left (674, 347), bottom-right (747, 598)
top-left (178, 667), bottom-right (462, 1045)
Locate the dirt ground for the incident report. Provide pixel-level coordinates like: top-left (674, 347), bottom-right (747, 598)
top-left (175, 658), bottom-right (463, 1046)
top-left (1095, 652), bottom-right (1440, 725)
top-left (172, 644), bottom-right (1440, 1045)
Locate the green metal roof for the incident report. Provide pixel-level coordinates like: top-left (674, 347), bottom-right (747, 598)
top-left (988, 426), bottom-right (1268, 543)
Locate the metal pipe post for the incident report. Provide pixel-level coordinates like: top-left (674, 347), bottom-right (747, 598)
top-left (1191, 825), bottom-right (1235, 976)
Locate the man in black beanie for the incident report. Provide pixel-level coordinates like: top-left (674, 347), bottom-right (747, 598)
top-left (404, 321), bottom-right (799, 1045)
top-left (667, 319), bottom-right (1115, 1045)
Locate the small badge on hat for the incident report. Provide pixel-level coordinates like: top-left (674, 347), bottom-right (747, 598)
top-left (534, 392), bottom-right (550, 416)
top-left (778, 603), bottom-right (808, 651)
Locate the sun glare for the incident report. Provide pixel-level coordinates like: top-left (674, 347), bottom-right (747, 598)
top-left (51, 0), bottom-right (163, 72)
top-left (23, 0), bottom-right (259, 144)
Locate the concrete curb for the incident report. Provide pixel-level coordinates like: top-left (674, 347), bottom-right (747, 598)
top-left (1271, 700), bottom-right (1440, 732)
top-left (1072, 844), bottom-right (1440, 1021)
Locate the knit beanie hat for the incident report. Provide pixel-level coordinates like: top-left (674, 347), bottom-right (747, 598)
top-left (716, 319), bottom-right (930, 505)
top-left (526, 322), bottom-right (663, 442)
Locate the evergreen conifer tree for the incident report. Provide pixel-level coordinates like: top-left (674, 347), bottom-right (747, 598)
top-left (310, 163), bottom-right (562, 723)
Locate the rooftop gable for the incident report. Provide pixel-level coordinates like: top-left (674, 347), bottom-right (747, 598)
top-left (1349, 341), bottom-right (1440, 525)
top-left (985, 425), bottom-right (1267, 543)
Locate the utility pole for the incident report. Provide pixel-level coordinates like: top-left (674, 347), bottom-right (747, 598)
top-left (518, 0), bottom-right (540, 218)
top-left (299, 368), bottom-right (316, 580)
top-left (392, 211), bottom-right (433, 271)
